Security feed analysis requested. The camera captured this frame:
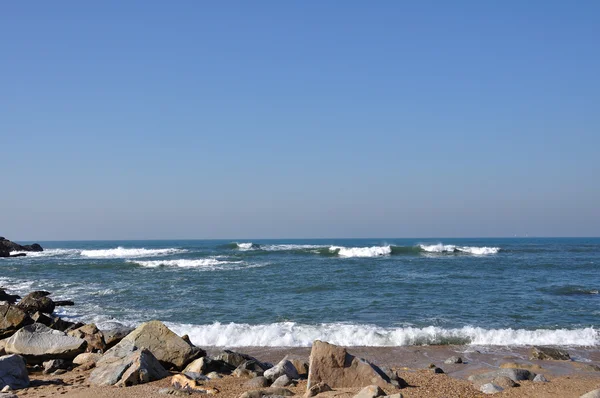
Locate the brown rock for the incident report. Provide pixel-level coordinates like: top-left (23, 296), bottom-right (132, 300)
top-left (0, 304), bottom-right (31, 339)
top-left (67, 324), bottom-right (106, 353)
top-left (290, 358), bottom-right (309, 377)
top-left (307, 340), bottom-right (394, 390)
top-left (354, 385), bottom-right (386, 398)
top-left (304, 382), bottom-right (332, 398)
top-left (530, 346), bottom-right (570, 361)
top-left (171, 374), bottom-right (219, 394)
top-left (491, 376), bottom-right (519, 389)
top-left (17, 291), bottom-right (55, 314)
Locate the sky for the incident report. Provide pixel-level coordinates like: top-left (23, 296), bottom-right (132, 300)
top-left (1, 1), bottom-right (599, 240)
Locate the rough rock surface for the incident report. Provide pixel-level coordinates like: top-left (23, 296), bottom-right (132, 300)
top-left (3, 323), bottom-right (86, 361)
top-left (244, 376), bottom-right (270, 389)
top-left (183, 357), bottom-right (235, 375)
top-left (354, 385), bottom-right (386, 398)
top-left (289, 358), bottom-right (309, 377)
top-left (42, 359), bottom-right (71, 374)
top-left (468, 368), bottom-right (536, 384)
top-left (0, 354), bottom-right (30, 390)
top-left (264, 358), bottom-right (300, 382)
top-left (67, 324), bottom-right (106, 353)
top-left (0, 305), bottom-right (31, 339)
top-left (73, 352), bottom-right (102, 366)
top-left (530, 346), bottom-right (571, 361)
top-left (272, 374), bottom-right (293, 387)
top-left (99, 323), bottom-right (134, 349)
top-left (116, 320), bottom-right (203, 370)
top-left (480, 383), bottom-right (504, 394)
top-left (214, 350), bottom-right (261, 368)
top-left (307, 340), bottom-right (394, 389)
top-left (16, 292), bottom-right (55, 315)
top-left (304, 382), bottom-right (332, 398)
top-left (233, 360), bottom-right (271, 378)
top-left (0, 238), bottom-right (43, 255)
top-left (89, 340), bottom-right (169, 386)
top-left (239, 387), bottom-right (294, 398)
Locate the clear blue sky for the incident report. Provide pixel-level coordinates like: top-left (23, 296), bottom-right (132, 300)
top-left (1, 1), bottom-right (599, 240)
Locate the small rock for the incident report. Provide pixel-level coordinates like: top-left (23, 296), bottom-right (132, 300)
top-left (1, 385), bottom-right (13, 392)
top-left (480, 383), bottom-right (504, 394)
top-left (272, 374), bottom-right (293, 387)
top-left (244, 376), bottom-right (270, 388)
top-left (581, 390), bottom-right (600, 398)
top-left (73, 352), bottom-right (102, 366)
top-left (171, 373), bottom-right (218, 394)
top-left (52, 369), bottom-right (68, 375)
top-left (530, 346), bottom-right (570, 361)
top-left (239, 388), bottom-right (294, 398)
top-left (491, 376), bottom-right (518, 389)
top-left (354, 385), bottom-right (386, 398)
top-left (444, 356), bottom-right (463, 364)
top-left (43, 359), bottom-right (71, 374)
top-left (304, 382), bottom-right (332, 398)
top-left (0, 354), bottom-right (30, 389)
top-left (533, 374), bottom-right (549, 383)
top-left (431, 367), bottom-right (444, 374)
top-left (264, 358), bottom-right (300, 382)
top-left (182, 371), bottom-right (210, 381)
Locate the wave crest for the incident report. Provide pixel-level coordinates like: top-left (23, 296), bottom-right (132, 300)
top-left (128, 258), bottom-right (243, 269)
top-left (80, 247), bottom-right (185, 258)
top-left (419, 244), bottom-right (500, 255)
top-left (329, 245), bottom-right (392, 258)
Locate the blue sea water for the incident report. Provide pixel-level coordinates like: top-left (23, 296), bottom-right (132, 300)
top-left (1, 238), bottom-right (599, 347)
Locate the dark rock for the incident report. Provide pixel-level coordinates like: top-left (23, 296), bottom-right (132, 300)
top-left (530, 346), bottom-right (571, 361)
top-left (431, 367), bottom-right (444, 374)
top-left (30, 312), bottom-right (53, 327)
top-left (54, 300), bottom-right (75, 307)
top-left (17, 292), bottom-right (55, 315)
top-left (0, 238), bottom-right (43, 254)
top-left (0, 304), bottom-right (32, 339)
top-left (444, 356), bottom-right (463, 364)
top-left (244, 376), bottom-right (270, 388)
top-left (214, 350), bottom-right (266, 369)
top-left (43, 359), bottom-right (72, 374)
top-left (183, 356), bottom-right (235, 375)
top-left (0, 290), bottom-right (20, 305)
top-left (233, 359), bottom-right (271, 378)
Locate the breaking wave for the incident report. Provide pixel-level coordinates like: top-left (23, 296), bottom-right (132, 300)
top-left (420, 244), bottom-right (500, 255)
top-left (80, 247), bottom-right (185, 258)
top-left (167, 322), bottom-right (599, 347)
top-left (329, 245), bottom-right (392, 258)
top-left (9, 248), bottom-right (79, 257)
top-left (127, 258), bottom-right (264, 271)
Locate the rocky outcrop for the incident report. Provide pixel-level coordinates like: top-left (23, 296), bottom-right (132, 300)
top-left (0, 290), bottom-right (20, 305)
top-left (17, 291), bottom-right (55, 315)
top-left (67, 324), bottom-right (106, 353)
top-left (112, 320), bottom-right (204, 370)
top-left (307, 340), bottom-right (394, 390)
top-left (0, 305), bottom-right (31, 339)
top-left (530, 346), bottom-right (571, 361)
top-left (0, 354), bottom-right (29, 390)
top-left (2, 323), bottom-right (86, 362)
top-left (89, 340), bottom-right (169, 386)
top-left (0, 238), bottom-right (43, 256)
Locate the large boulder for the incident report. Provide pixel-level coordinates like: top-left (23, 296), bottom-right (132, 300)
top-left (468, 368), bottom-right (536, 384)
top-left (0, 354), bottom-right (30, 390)
top-left (0, 238), bottom-right (43, 253)
top-left (530, 346), bottom-right (570, 361)
top-left (17, 292), bottom-right (55, 315)
top-left (89, 340), bottom-right (169, 387)
top-left (113, 320), bottom-right (204, 370)
top-left (307, 340), bottom-right (394, 390)
top-left (0, 305), bottom-right (31, 339)
top-left (2, 323), bottom-right (86, 362)
top-left (67, 324), bottom-right (106, 353)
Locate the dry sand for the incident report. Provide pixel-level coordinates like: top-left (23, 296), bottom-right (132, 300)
top-left (13, 345), bottom-right (600, 398)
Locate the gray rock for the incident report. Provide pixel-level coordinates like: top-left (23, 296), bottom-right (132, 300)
top-left (272, 374), bottom-right (292, 387)
top-left (88, 340), bottom-right (169, 386)
top-left (581, 389), bottom-right (600, 398)
top-left (304, 382), bottom-right (332, 398)
top-left (0, 354), bottom-right (30, 390)
top-left (73, 353), bottom-right (102, 366)
top-left (468, 368), bottom-right (536, 383)
top-left (533, 374), bottom-right (549, 383)
top-left (3, 323), bottom-right (86, 361)
top-left (182, 371), bottom-right (210, 381)
top-left (43, 359), bottom-right (71, 374)
top-left (264, 358), bottom-right (300, 382)
top-left (530, 346), bottom-right (571, 361)
top-left (239, 388), bottom-right (294, 398)
top-left (444, 356), bottom-right (463, 364)
top-left (183, 356), bottom-right (235, 375)
top-left (490, 376), bottom-right (518, 389)
top-left (354, 385), bottom-right (386, 398)
top-left (214, 350), bottom-right (263, 368)
top-left (244, 376), bottom-right (270, 388)
top-left (206, 371), bottom-right (222, 379)
top-left (233, 359), bottom-right (271, 378)
top-left (99, 323), bottom-right (134, 349)
top-left (480, 383), bottom-right (504, 394)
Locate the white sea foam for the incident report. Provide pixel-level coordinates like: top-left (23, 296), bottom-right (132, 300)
top-left (419, 244), bottom-right (500, 255)
top-left (236, 243), bottom-right (255, 251)
top-left (262, 244), bottom-right (327, 251)
top-left (166, 322), bottom-right (599, 347)
top-left (8, 248), bottom-right (79, 257)
top-left (128, 258), bottom-right (244, 269)
top-left (330, 245), bottom-right (392, 258)
top-left (80, 247), bottom-right (185, 258)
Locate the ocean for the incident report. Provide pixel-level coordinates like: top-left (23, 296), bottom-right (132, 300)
top-left (1, 238), bottom-right (598, 347)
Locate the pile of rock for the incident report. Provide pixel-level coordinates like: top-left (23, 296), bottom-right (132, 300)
top-left (0, 238), bottom-right (43, 258)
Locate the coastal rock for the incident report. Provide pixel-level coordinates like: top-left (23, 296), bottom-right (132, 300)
top-left (0, 305), bottom-right (31, 339)
top-left (43, 359), bottom-right (71, 374)
top-left (233, 360), bottom-right (271, 378)
top-left (215, 350), bottom-right (266, 369)
top-left (444, 356), bottom-right (463, 364)
top-left (99, 322), bottom-right (133, 349)
top-left (304, 382), bottom-right (332, 398)
top-left (354, 385), bottom-right (386, 398)
top-left (239, 387), bottom-right (294, 398)
top-left (581, 390), bottom-right (600, 398)
top-left (171, 374), bottom-right (218, 394)
top-left (500, 362), bottom-right (545, 373)
top-left (289, 358), bottom-right (309, 377)
top-left (530, 346), bottom-right (571, 361)
top-left (73, 353), bottom-right (102, 366)
top-left (244, 376), bottom-right (270, 388)
top-left (264, 358), bottom-right (300, 382)
top-left (0, 354), bottom-right (30, 390)
top-left (490, 376), bottom-right (518, 389)
top-left (183, 356), bottom-right (235, 375)
top-left (0, 238), bottom-right (43, 255)
top-left (272, 374), bottom-right (293, 387)
top-left (480, 383), bottom-right (504, 394)
top-left (89, 340), bottom-right (169, 386)
top-left (16, 292), bottom-right (55, 315)
top-left (116, 320), bottom-right (204, 370)
top-left (533, 374), bottom-right (549, 382)
top-left (67, 324), bottom-right (106, 353)
top-left (468, 368), bottom-right (536, 384)
top-left (3, 323), bottom-right (86, 361)
top-left (380, 368), bottom-right (408, 389)
top-left (430, 367), bottom-right (444, 374)
top-left (0, 290), bottom-right (19, 306)
top-left (307, 340), bottom-right (394, 389)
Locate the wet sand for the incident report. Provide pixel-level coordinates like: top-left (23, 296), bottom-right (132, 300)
top-left (15, 345), bottom-right (600, 398)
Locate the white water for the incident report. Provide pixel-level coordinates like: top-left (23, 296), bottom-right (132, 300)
top-left (9, 248), bottom-right (79, 257)
top-left (128, 258), bottom-right (244, 269)
top-left (420, 244), bottom-right (500, 255)
top-left (236, 243), bottom-right (255, 251)
top-left (167, 322), bottom-right (599, 347)
top-left (330, 245), bottom-right (392, 258)
top-left (80, 247), bottom-right (185, 258)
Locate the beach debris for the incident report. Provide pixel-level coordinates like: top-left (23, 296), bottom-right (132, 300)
top-left (0, 305), bottom-right (31, 339)
top-left (42, 359), bottom-right (71, 374)
top-left (444, 356), bottom-right (463, 364)
top-left (114, 320), bottom-right (205, 370)
top-left (67, 323), bottom-right (106, 353)
top-left (581, 389), bottom-right (600, 398)
top-left (480, 383), bottom-right (504, 394)
top-left (0, 354), bottom-right (30, 390)
top-left (2, 323), bottom-right (86, 362)
top-left (239, 387), bottom-right (294, 398)
top-left (530, 346), bottom-right (571, 361)
top-left (533, 374), bottom-right (549, 382)
top-left (264, 358), bottom-right (300, 382)
top-left (304, 382), bottom-right (332, 398)
top-left (88, 340), bottom-right (169, 386)
top-left (244, 376), bottom-right (270, 388)
top-left (353, 385), bottom-right (386, 398)
top-left (307, 340), bottom-right (396, 390)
